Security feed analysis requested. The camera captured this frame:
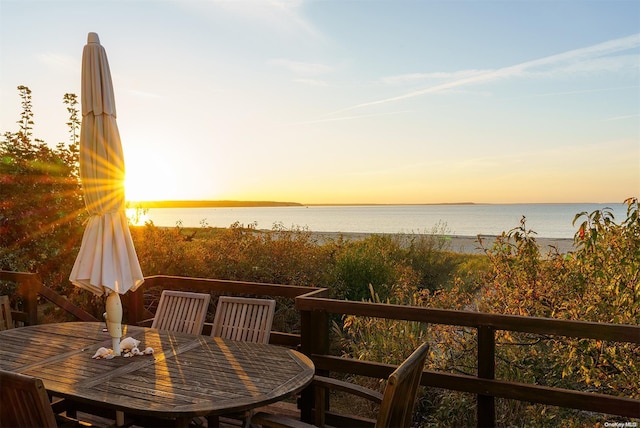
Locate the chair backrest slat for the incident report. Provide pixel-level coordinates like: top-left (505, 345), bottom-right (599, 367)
top-left (0, 295), bottom-right (13, 331)
top-left (151, 290), bottom-right (211, 335)
top-left (0, 369), bottom-right (58, 428)
top-left (376, 341), bottom-right (429, 428)
top-left (211, 296), bottom-right (276, 344)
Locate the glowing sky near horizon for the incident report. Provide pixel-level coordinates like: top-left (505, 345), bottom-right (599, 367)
top-left (1, 0), bottom-right (638, 204)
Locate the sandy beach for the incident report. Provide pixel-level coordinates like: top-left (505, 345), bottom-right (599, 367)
top-left (448, 235), bottom-right (575, 254)
top-left (309, 232), bottom-right (576, 255)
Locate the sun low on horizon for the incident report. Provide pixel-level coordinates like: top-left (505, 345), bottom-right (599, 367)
top-left (124, 152), bottom-right (188, 202)
top-left (124, 157), bottom-right (180, 203)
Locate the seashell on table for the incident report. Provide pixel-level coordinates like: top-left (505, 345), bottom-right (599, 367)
top-left (92, 347), bottom-right (114, 359)
top-left (120, 337), bottom-right (141, 351)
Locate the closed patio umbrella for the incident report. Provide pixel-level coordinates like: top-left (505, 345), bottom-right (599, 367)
top-left (70, 32), bottom-right (144, 355)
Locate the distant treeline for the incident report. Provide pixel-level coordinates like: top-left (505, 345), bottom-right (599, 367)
top-left (128, 200), bottom-right (479, 208)
top-left (127, 200), bottom-right (303, 208)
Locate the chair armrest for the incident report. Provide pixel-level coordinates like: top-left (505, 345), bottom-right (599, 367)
top-left (50, 397), bottom-right (71, 414)
top-left (50, 398), bottom-right (102, 427)
top-left (313, 375), bottom-right (383, 404)
top-left (251, 412), bottom-right (315, 428)
top-left (137, 318), bottom-right (154, 327)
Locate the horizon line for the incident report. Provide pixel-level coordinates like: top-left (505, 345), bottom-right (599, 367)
top-left (126, 199), bottom-right (624, 208)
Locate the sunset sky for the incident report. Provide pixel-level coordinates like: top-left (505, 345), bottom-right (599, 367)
top-left (1, 0), bottom-right (638, 204)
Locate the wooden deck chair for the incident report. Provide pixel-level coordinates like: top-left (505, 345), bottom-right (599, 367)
top-left (116, 290), bottom-right (211, 427)
top-left (252, 341), bottom-right (430, 428)
top-left (208, 297), bottom-right (276, 427)
top-left (211, 296), bottom-right (276, 344)
top-left (151, 290), bottom-right (211, 335)
top-left (0, 295), bottom-right (13, 331)
top-left (0, 369), bottom-right (87, 428)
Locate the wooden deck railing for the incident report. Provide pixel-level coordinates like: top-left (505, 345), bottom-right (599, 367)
top-left (295, 288), bottom-right (640, 426)
top-left (130, 275), bottom-right (328, 347)
top-left (0, 271), bottom-right (98, 326)
top-left (2, 271), bottom-right (639, 426)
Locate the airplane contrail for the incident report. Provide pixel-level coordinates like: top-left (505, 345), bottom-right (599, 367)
top-left (325, 33), bottom-right (640, 117)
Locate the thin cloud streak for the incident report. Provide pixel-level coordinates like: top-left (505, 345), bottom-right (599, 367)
top-left (601, 113), bottom-right (640, 122)
top-left (290, 110), bottom-right (413, 125)
top-left (269, 58), bottom-right (333, 75)
top-left (327, 33), bottom-right (640, 117)
top-left (502, 85), bottom-right (640, 100)
top-left (294, 78), bottom-right (330, 87)
top-left (380, 69), bottom-right (490, 85)
top-left (204, 0), bottom-right (321, 40)
top-left (267, 0), bottom-right (320, 39)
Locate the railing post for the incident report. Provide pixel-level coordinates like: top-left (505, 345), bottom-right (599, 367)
top-left (16, 274), bottom-right (39, 326)
top-left (299, 306), bottom-right (328, 423)
top-left (126, 287), bottom-right (145, 325)
top-left (477, 326), bottom-right (496, 427)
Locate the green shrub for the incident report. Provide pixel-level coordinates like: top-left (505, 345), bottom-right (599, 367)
top-left (0, 87), bottom-right (85, 297)
top-left (329, 235), bottom-right (403, 301)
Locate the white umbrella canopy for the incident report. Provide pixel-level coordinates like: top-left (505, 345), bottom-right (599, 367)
top-left (70, 32), bottom-right (144, 355)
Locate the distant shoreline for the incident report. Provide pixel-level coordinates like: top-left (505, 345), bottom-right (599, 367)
top-left (127, 200), bottom-right (617, 209)
top-left (126, 200), bottom-right (477, 208)
top-left (127, 200), bottom-right (303, 209)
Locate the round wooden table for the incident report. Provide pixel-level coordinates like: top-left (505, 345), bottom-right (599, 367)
top-left (0, 322), bottom-right (314, 426)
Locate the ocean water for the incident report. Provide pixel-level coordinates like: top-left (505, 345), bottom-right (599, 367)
top-left (127, 203), bottom-right (628, 239)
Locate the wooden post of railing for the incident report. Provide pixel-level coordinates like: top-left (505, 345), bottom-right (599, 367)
top-left (477, 326), bottom-right (496, 427)
top-left (0, 271), bottom-right (40, 325)
top-left (16, 273), bottom-right (39, 326)
top-left (299, 307), bottom-right (329, 423)
top-left (127, 287), bottom-right (145, 325)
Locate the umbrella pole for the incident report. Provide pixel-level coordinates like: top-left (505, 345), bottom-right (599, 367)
top-left (106, 292), bottom-right (122, 356)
